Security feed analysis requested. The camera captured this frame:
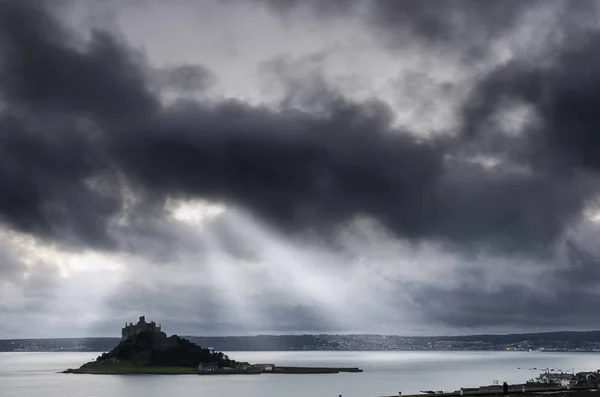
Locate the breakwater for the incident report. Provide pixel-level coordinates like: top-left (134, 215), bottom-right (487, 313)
top-left (270, 366), bottom-right (363, 374)
top-left (197, 365), bottom-right (364, 375)
top-left (198, 368), bottom-right (263, 375)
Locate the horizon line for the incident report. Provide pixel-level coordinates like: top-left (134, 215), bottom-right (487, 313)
top-left (4, 329), bottom-right (600, 341)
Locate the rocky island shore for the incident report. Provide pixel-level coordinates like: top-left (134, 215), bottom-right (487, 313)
top-left (64, 333), bottom-right (239, 374)
top-left (63, 316), bottom-right (362, 375)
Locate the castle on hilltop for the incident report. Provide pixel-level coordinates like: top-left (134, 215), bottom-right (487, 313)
top-left (121, 316), bottom-right (162, 341)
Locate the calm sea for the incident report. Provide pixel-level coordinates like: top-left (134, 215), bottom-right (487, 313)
top-left (2, 351), bottom-right (600, 397)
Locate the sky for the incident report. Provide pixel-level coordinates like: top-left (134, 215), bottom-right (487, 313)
top-left (2, 0), bottom-right (600, 338)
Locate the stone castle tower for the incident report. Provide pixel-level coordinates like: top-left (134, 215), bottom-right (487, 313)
top-left (121, 316), bottom-right (162, 341)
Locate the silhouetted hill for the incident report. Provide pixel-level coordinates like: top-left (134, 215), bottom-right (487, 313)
top-left (63, 331), bottom-right (239, 374)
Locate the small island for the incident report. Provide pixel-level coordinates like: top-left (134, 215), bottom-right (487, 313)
top-left (63, 316), bottom-right (362, 375)
top-left (63, 316), bottom-right (249, 375)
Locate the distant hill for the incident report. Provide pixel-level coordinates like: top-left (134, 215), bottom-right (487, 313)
top-left (5, 331), bottom-right (600, 352)
top-left (439, 331), bottom-right (600, 344)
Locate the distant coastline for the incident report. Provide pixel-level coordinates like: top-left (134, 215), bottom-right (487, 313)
top-left (6, 330), bottom-right (600, 353)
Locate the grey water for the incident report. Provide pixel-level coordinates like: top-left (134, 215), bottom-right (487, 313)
top-left (2, 351), bottom-right (600, 397)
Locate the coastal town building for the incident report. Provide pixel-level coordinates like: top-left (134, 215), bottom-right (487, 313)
top-left (255, 363), bottom-right (274, 371)
top-left (575, 371), bottom-right (599, 386)
top-left (537, 372), bottom-right (574, 386)
top-left (121, 316), bottom-right (162, 341)
top-left (198, 362), bottom-right (219, 372)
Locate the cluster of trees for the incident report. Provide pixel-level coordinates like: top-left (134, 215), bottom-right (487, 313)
top-left (97, 331), bottom-right (238, 368)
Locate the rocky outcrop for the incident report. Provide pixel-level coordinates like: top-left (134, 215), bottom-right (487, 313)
top-left (63, 330), bottom-right (238, 374)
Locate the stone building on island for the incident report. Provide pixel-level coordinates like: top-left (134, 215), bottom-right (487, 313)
top-left (121, 316), bottom-right (162, 341)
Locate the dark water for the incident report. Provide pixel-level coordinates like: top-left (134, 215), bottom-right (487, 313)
top-left (2, 351), bottom-right (600, 397)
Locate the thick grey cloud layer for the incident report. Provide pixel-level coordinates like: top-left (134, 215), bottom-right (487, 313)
top-left (1, 0), bottom-right (600, 336)
top-left (255, 0), bottom-right (575, 61)
top-left (1, 0), bottom-right (595, 253)
top-left (463, 32), bottom-right (600, 173)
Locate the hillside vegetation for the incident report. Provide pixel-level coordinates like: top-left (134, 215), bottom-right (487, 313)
top-left (65, 331), bottom-right (239, 374)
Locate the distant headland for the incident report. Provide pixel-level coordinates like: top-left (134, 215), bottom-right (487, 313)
top-left (9, 330), bottom-right (600, 353)
top-left (63, 316), bottom-right (362, 375)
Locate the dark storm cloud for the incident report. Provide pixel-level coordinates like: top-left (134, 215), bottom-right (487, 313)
top-left (368, 0), bottom-right (538, 42)
top-left (439, 27), bottom-right (600, 256)
top-left (558, 240), bottom-right (600, 290)
top-left (0, 0), bottom-right (154, 248)
top-left (254, 0), bottom-right (544, 31)
top-left (0, 1), bottom-right (157, 121)
top-left (0, 112), bottom-right (121, 247)
top-left (0, 0), bottom-right (447, 250)
top-left (0, 0), bottom-right (600, 261)
top-left (114, 99), bottom-right (445, 239)
top-left (463, 30), bottom-right (600, 173)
